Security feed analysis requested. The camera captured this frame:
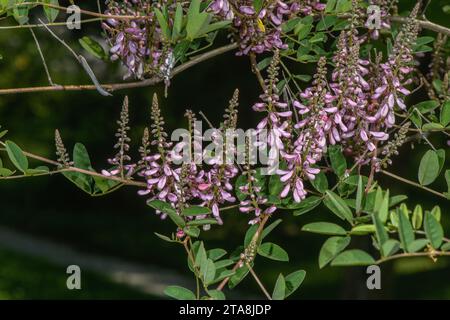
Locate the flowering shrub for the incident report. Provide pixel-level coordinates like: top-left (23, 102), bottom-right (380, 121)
top-left (0, 0), bottom-right (450, 300)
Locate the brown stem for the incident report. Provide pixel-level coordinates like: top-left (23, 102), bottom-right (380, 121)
top-left (0, 43), bottom-right (238, 95)
top-left (376, 251), bottom-right (450, 264)
top-left (0, 145), bottom-right (147, 188)
top-left (249, 53), bottom-right (267, 91)
top-left (389, 16), bottom-right (450, 36)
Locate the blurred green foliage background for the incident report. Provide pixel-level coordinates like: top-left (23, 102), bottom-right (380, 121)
top-left (0, 0), bottom-right (449, 299)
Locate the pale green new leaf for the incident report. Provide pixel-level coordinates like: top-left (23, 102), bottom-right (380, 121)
top-left (424, 212), bottom-right (443, 249)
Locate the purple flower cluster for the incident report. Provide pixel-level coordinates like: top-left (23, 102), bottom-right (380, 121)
top-left (278, 57), bottom-right (330, 202)
top-left (303, 8), bottom-right (419, 166)
top-left (102, 0), bottom-right (173, 79)
top-left (251, 53), bottom-right (329, 203)
top-left (99, 3), bottom-right (423, 227)
top-left (209, 1), bottom-right (325, 55)
top-left (134, 94), bottom-right (239, 225)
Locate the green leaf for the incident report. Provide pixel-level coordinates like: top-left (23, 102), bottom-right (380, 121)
top-left (5, 140), bottom-right (28, 173)
top-left (296, 23), bottom-right (312, 40)
top-left (43, 0), bottom-right (59, 22)
top-left (436, 149), bottom-right (445, 175)
top-left (372, 210), bottom-right (388, 255)
top-left (373, 187), bottom-right (383, 213)
top-left (389, 195), bottom-right (408, 207)
top-left (445, 170), bottom-right (450, 199)
top-left (172, 3), bottom-right (184, 40)
top-left (200, 20), bottom-right (231, 34)
top-left (325, 0), bottom-right (337, 13)
top-left (0, 168), bottom-right (14, 177)
top-left (211, 269), bottom-right (235, 285)
top-left (186, 0), bottom-right (210, 40)
top-left (164, 286), bottom-right (196, 300)
top-left (382, 239), bottom-right (400, 256)
top-left (261, 219), bottom-right (282, 240)
top-left (79, 36), bottom-right (106, 60)
top-left (244, 224), bottom-right (259, 247)
top-left (398, 209), bottom-right (415, 252)
top-left (431, 205), bottom-right (441, 221)
top-left (292, 196), bottom-right (321, 216)
top-left (184, 226), bottom-right (200, 238)
top-left (311, 171), bottom-right (328, 193)
top-left (181, 206), bottom-right (211, 216)
top-left (316, 16), bottom-right (337, 31)
top-left (350, 224), bottom-right (376, 235)
top-left (272, 274), bottom-right (286, 300)
top-left (440, 101), bottom-right (450, 126)
top-left (377, 189), bottom-right (389, 223)
top-left (26, 166), bottom-right (50, 175)
top-left (208, 290), bottom-right (225, 300)
top-left (408, 239), bottom-right (429, 253)
top-left (61, 143), bottom-right (97, 194)
top-left (413, 100), bottom-right (440, 114)
top-left (302, 222), bottom-right (347, 236)
top-left (214, 259), bottom-right (234, 269)
top-left (412, 205), bottom-right (423, 230)
top-left (319, 236), bottom-right (351, 268)
top-left (148, 200), bottom-right (185, 227)
top-left (324, 190), bottom-right (353, 223)
top-left (154, 8), bottom-right (171, 39)
top-left (254, 0), bottom-right (264, 12)
top-left (73, 143), bottom-right (92, 170)
top-left (415, 36), bottom-right (434, 46)
top-left (154, 232), bottom-right (176, 243)
top-left (335, 0), bottom-right (352, 12)
top-left (195, 241), bottom-right (207, 268)
top-left (186, 218), bottom-right (217, 226)
top-left (328, 145), bottom-right (347, 177)
top-left (207, 248), bottom-right (227, 261)
top-left (258, 243), bottom-right (289, 262)
top-left (422, 123), bottom-right (444, 132)
top-left (228, 264), bottom-right (250, 289)
top-left (355, 175), bottom-right (363, 213)
top-left (284, 270), bottom-right (306, 298)
top-left (418, 150), bottom-right (440, 186)
top-left (424, 212), bottom-right (443, 249)
top-left (331, 249), bottom-right (375, 266)
top-left (269, 174), bottom-right (284, 196)
top-left (441, 242), bottom-right (450, 251)
top-left (202, 259), bottom-right (216, 285)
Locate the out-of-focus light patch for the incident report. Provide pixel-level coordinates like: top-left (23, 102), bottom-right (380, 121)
top-left (393, 257), bottom-right (449, 275)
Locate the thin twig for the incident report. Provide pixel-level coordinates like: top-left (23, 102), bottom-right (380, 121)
top-left (380, 170), bottom-right (448, 200)
top-left (37, 19), bottom-right (111, 96)
top-left (247, 263), bottom-right (272, 300)
top-left (29, 27), bottom-right (56, 86)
